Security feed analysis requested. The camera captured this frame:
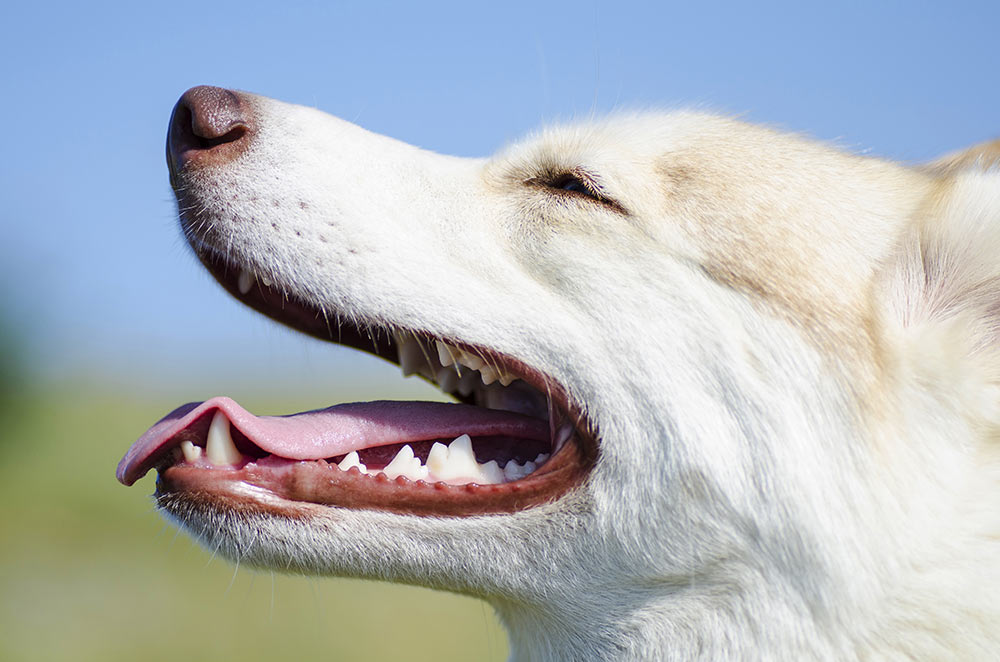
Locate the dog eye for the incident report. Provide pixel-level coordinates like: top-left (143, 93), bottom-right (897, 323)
top-left (548, 173), bottom-right (599, 198)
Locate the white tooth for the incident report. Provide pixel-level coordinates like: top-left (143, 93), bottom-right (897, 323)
top-left (554, 423), bottom-right (573, 451)
top-left (522, 460), bottom-right (537, 476)
top-left (503, 460), bottom-right (526, 482)
top-left (180, 440), bottom-right (202, 463)
top-left (205, 411), bottom-right (242, 466)
top-left (479, 460), bottom-right (504, 484)
top-left (498, 372), bottom-right (517, 387)
top-left (338, 451), bottom-right (366, 472)
top-left (534, 453), bottom-right (549, 465)
top-left (436, 341), bottom-right (456, 367)
top-left (457, 352), bottom-right (485, 370)
top-left (382, 444), bottom-right (428, 481)
top-left (426, 442), bottom-right (450, 476)
top-left (398, 336), bottom-right (427, 377)
top-left (457, 370), bottom-right (479, 397)
top-left (428, 434), bottom-right (481, 483)
top-left (237, 269), bottom-right (253, 295)
top-left (482, 383), bottom-right (509, 410)
top-left (437, 367), bottom-right (459, 393)
top-left (480, 365), bottom-right (498, 385)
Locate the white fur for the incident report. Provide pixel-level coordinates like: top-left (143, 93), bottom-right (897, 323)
top-left (168, 94), bottom-right (1000, 660)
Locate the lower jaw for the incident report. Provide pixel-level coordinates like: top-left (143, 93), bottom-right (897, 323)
top-left (156, 437), bottom-right (590, 517)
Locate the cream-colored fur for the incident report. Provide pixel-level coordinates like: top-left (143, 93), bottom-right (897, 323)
top-left (166, 94), bottom-right (1000, 660)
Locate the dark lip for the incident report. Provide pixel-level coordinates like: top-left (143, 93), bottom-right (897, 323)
top-left (151, 245), bottom-right (599, 517)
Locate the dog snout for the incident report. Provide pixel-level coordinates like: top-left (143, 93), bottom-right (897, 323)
top-left (166, 86), bottom-right (252, 182)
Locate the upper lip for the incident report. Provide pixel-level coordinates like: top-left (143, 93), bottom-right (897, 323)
top-left (119, 246), bottom-right (598, 515)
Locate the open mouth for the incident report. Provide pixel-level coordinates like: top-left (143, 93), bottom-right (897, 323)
top-left (117, 252), bottom-right (598, 517)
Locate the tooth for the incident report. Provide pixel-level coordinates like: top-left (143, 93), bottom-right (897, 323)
top-left (554, 423), bottom-right (573, 451)
top-left (205, 410), bottom-right (242, 466)
top-left (437, 367), bottom-right (459, 393)
top-left (482, 383), bottom-right (509, 410)
top-left (426, 442), bottom-right (450, 476)
top-left (398, 336), bottom-right (427, 377)
top-left (503, 460), bottom-right (525, 481)
top-left (237, 269), bottom-right (253, 295)
top-left (436, 341), bottom-right (456, 367)
top-left (522, 460), bottom-right (537, 476)
top-left (498, 371), bottom-right (517, 387)
top-left (457, 352), bottom-right (484, 370)
top-left (428, 434), bottom-right (481, 483)
top-left (382, 444), bottom-right (428, 481)
top-left (534, 453), bottom-right (549, 465)
top-left (259, 275), bottom-right (272, 287)
top-left (479, 460), bottom-right (504, 484)
top-left (338, 451), bottom-right (366, 473)
top-left (480, 365), bottom-right (498, 385)
top-left (457, 370), bottom-right (479, 397)
top-left (180, 440), bottom-right (202, 463)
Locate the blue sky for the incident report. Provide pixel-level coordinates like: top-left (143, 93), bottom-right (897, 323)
top-left (2, 0), bottom-right (998, 391)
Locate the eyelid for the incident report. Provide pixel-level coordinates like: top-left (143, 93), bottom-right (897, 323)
top-left (526, 168), bottom-right (628, 215)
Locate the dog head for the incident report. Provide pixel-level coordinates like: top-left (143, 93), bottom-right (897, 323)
top-left (119, 87), bottom-right (1000, 658)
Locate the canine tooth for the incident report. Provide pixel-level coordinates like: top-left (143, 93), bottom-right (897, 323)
top-left (457, 352), bottom-right (484, 370)
top-left (382, 444), bottom-right (428, 481)
top-left (338, 451), bottom-right (366, 472)
top-left (436, 341), bottom-right (456, 367)
top-left (180, 440), bottom-right (202, 463)
top-left (398, 336), bottom-right (427, 377)
top-left (437, 367), bottom-right (459, 393)
top-left (237, 269), bottom-right (253, 295)
top-left (480, 365), bottom-right (498, 385)
top-left (205, 411), bottom-right (241, 466)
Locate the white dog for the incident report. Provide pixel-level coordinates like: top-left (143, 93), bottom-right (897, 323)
top-left (118, 86), bottom-right (1000, 661)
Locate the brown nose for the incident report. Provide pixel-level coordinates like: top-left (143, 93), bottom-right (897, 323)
top-left (166, 86), bottom-right (251, 181)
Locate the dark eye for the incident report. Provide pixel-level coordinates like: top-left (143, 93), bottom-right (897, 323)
top-left (551, 174), bottom-right (594, 195)
top-left (527, 170), bottom-right (627, 214)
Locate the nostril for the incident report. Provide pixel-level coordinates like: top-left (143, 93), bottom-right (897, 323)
top-left (167, 85), bottom-right (251, 179)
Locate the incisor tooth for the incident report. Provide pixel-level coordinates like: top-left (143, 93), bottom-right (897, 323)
top-left (205, 411), bottom-right (242, 466)
top-left (237, 269), bottom-right (253, 295)
top-left (180, 440), bottom-right (202, 463)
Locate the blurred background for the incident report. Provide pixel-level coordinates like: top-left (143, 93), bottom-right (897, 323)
top-left (1, 1), bottom-right (998, 659)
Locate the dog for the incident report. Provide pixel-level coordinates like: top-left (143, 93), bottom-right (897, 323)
top-left (118, 86), bottom-right (1000, 660)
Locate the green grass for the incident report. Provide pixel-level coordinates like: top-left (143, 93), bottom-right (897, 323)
top-left (0, 384), bottom-right (508, 661)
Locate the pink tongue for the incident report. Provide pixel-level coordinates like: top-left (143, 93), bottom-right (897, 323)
top-left (116, 396), bottom-right (549, 486)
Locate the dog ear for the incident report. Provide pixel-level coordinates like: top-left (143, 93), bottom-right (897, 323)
top-left (925, 138), bottom-right (1000, 175)
top-left (879, 168), bottom-right (1000, 387)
